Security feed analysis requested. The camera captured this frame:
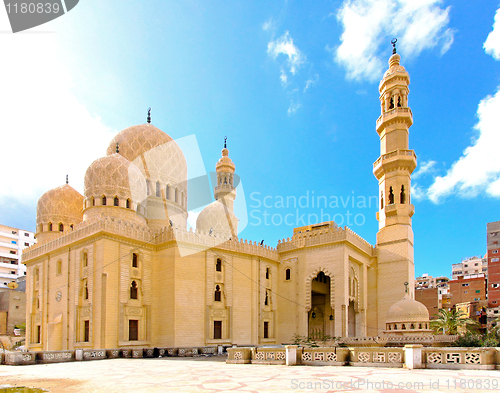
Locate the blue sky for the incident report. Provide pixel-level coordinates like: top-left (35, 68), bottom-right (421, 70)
top-left (0, 1), bottom-right (499, 279)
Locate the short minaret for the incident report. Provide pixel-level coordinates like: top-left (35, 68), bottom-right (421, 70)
top-left (373, 40), bottom-right (417, 334)
top-left (214, 137), bottom-right (237, 213)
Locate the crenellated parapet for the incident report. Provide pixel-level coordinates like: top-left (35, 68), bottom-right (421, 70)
top-left (277, 225), bottom-right (374, 256)
top-left (23, 216), bottom-right (278, 263)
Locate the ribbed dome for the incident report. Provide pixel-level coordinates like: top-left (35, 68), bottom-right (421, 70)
top-left (36, 184), bottom-right (83, 228)
top-left (106, 123), bottom-right (173, 162)
top-left (386, 294), bottom-right (429, 323)
top-left (196, 200), bottom-right (238, 237)
top-left (84, 153), bottom-right (146, 202)
top-left (106, 123), bottom-right (188, 201)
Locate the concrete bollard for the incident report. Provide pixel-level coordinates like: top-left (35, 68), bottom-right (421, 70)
top-left (404, 344), bottom-right (423, 369)
top-left (75, 349), bottom-right (83, 361)
top-left (286, 345), bottom-right (298, 366)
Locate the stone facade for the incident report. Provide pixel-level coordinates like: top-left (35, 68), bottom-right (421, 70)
top-left (23, 51), bottom-right (419, 351)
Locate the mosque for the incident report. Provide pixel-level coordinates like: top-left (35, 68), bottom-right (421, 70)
top-left (23, 47), bottom-right (431, 351)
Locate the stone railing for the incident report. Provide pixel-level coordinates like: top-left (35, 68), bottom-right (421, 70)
top-left (349, 347), bottom-right (404, 367)
top-left (373, 149), bottom-right (416, 170)
top-left (376, 107), bottom-right (413, 129)
top-left (386, 334), bottom-right (458, 347)
top-left (300, 347), bottom-right (349, 366)
top-left (423, 347), bottom-right (496, 370)
top-left (340, 336), bottom-right (388, 347)
top-left (278, 226), bottom-right (374, 256)
top-left (251, 347), bottom-right (286, 365)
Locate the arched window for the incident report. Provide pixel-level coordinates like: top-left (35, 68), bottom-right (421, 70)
top-left (264, 290), bottom-right (269, 306)
top-left (166, 185), bottom-right (170, 200)
top-left (380, 191), bottom-right (384, 209)
top-left (214, 285), bottom-right (221, 302)
top-left (400, 185), bottom-right (406, 204)
top-left (59, 223), bottom-right (64, 232)
top-left (132, 253), bottom-right (138, 268)
top-left (130, 281), bottom-right (138, 299)
top-left (394, 324), bottom-right (397, 330)
top-left (126, 199), bottom-right (131, 209)
top-left (70, 224), bottom-right (74, 230)
top-left (388, 187), bottom-right (394, 205)
top-left (285, 268), bottom-right (291, 281)
top-left (215, 258), bottom-right (222, 272)
top-left (102, 196), bottom-right (107, 206)
top-left (91, 197), bottom-right (95, 206)
top-left (389, 97), bottom-right (394, 109)
top-left (156, 181), bottom-right (161, 197)
top-left (114, 196), bottom-right (119, 206)
top-left (265, 267), bottom-right (269, 280)
top-left (48, 222), bottom-right (53, 231)
top-left (397, 96), bottom-right (402, 107)
top-left (410, 323), bottom-right (415, 329)
top-left (388, 325), bottom-right (391, 330)
top-left (146, 180), bottom-right (151, 196)
top-left (56, 260), bottom-right (62, 275)
top-left (83, 252), bottom-right (88, 268)
top-left (401, 323), bottom-right (406, 330)
top-left (84, 282), bottom-right (89, 300)
top-left (175, 188), bottom-right (178, 203)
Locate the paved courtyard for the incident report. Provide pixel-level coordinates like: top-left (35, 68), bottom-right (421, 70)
top-left (1, 355), bottom-right (500, 392)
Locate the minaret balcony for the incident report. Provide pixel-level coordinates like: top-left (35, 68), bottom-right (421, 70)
top-left (373, 149), bottom-right (417, 178)
top-left (376, 107), bottom-right (413, 133)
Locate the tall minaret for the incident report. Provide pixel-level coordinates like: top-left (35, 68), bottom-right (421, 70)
top-left (214, 137), bottom-right (238, 236)
top-left (373, 40), bottom-right (417, 334)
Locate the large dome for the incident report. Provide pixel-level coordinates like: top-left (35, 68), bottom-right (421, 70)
top-left (84, 153), bottom-right (146, 203)
top-left (106, 123), bottom-right (173, 162)
top-left (106, 123), bottom-right (187, 199)
top-left (386, 293), bottom-right (429, 323)
top-left (36, 184), bottom-right (83, 230)
top-left (196, 200), bottom-right (238, 237)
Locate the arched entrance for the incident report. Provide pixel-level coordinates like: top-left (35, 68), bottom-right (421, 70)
top-left (308, 271), bottom-right (334, 338)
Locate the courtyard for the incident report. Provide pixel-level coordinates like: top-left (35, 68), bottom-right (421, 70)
top-left (1, 355), bottom-right (500, 392)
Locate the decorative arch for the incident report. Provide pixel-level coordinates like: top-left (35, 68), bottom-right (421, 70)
top-left (305, 267), bottom-right (335, 311)
top-left (349, 263), bottom-right (361, 311)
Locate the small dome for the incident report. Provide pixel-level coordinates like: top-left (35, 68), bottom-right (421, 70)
top-left (84, 153), bottom-right (146, 203)
top-left (106, 123), bottom-right (173, 162)
top-left (196, 200), bottom-right (238, 237)
top-left (216, 148), bottom-right (235, 174)
top-left (386, 293), bottom-right (429, 323)
top-left (36, 184), bottom-right (83, 228)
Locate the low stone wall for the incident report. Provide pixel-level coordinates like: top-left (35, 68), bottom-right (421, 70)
top-left (226, 347), bottom-right (252, 364)
top-left (251, 347), bottom-right (286, 365)
top-left (349, 347), bottom-right (404, 368)
top-left (3, 351), bottom-right (36, 365)
top-left (36, 350), bottom-right (73, 363)
top-left (423, 347), bottom-right (496, 370)
top-left (300, 347), bottom-right (349, 366)
top-left (83, 349), bottom-right (107, 361)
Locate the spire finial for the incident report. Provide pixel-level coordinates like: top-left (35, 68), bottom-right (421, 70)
top-left (391, 38), bottom-right (397, 55)
top-left (147, 107), bottom-right (151, 124)
top-left (224, 136), bottom-right (227, 149)
top-left (116, 142), bottom-right (119, 153)
top-left (404, 281), bottom-right (409, 293)
top-left (66, 175), bottom-right (68, 184)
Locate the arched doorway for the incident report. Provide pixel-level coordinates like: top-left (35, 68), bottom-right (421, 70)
top-left (308, 271), bottom-right (334, 338)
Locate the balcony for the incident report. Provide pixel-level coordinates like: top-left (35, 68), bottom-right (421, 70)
top-left (376, 107), bottom-right (413, 131)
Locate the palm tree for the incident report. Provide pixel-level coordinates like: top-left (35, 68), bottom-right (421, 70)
top-left (430, 308), bottom-right (478, 335)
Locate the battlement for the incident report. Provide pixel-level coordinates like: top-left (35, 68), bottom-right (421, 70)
top-left (22, 217), bottom-right (278, 262)
top-left (277, 225), bottom-right (374, 255)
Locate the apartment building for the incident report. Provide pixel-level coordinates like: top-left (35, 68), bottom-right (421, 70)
top-left (487, 221), bottom-right (500, 308)
top-left (0, 224), bottom-right (36, 289)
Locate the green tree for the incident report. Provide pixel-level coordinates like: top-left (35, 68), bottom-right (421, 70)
top-left (431, 308), bottom-right (478, 335)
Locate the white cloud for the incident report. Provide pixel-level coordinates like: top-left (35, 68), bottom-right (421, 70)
top-left (280, 67), bottom-right (288, 85)
top-left (484, 7), bottom-right (500, 60)
top-left (262, 17), bottom-right (275, 32)
top-left (413, 160), bottom-right (436, 180)
top-left (267, 31), bottom-right (305, 75)
top-left (287, 101), bottom-right (301, 115)
top-left (0, 30), bottom-right (115, 210)
top-left (427, 88), bottom-right (500, 202)
top-left (411, 184), bottom-right (425, 201)
top-left (334, 0), bottom-right (454, 81)
top-left (303, 74), bottom-right (319, 92)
